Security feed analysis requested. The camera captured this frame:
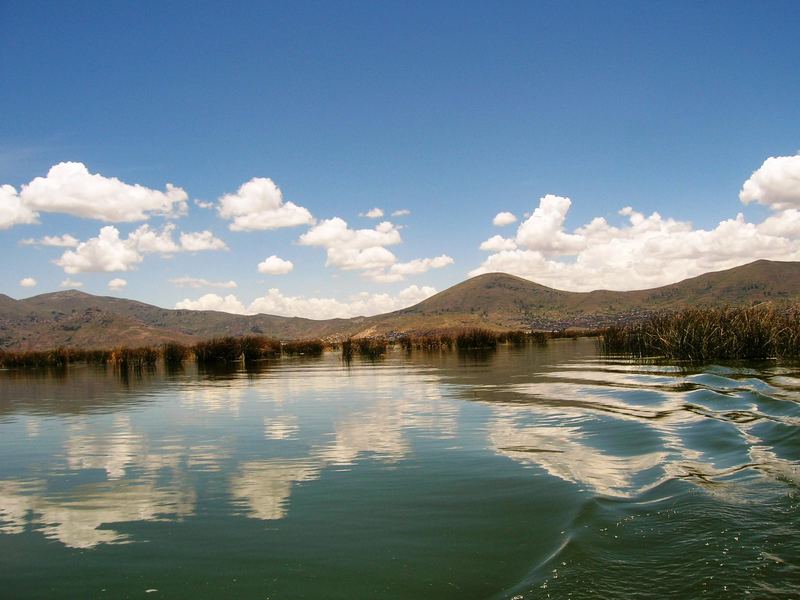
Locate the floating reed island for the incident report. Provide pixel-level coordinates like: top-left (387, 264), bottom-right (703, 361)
top-left (599, 305), bottom-right (800, 360)
top-left (0, 328), bottom-right (588, 370)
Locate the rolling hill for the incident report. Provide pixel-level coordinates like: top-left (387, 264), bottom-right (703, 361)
top-left (2, 259), bottom-right (799, 350)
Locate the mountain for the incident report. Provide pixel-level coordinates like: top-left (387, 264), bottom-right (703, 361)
top-left (2, 259), bottom-right (800, 350)
top-left (380, 259), bottom-right (800, 331)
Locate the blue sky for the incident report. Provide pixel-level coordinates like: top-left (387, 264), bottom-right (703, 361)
top-left (2, 1), bottom-right (800, 317)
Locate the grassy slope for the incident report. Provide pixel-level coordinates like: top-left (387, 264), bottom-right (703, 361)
top-left (2, 260), bottom-right (800, 350)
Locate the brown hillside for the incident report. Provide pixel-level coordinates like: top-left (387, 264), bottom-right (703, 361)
top-left (2, 260), bottom-right (800, 350)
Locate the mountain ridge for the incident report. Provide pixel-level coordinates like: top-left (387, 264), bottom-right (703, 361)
top-left (3, 259), bottom-right (800, 350)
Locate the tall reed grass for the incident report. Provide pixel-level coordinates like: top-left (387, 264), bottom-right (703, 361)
top-left (282, 339), bottom-right (325, 356)
top-left (599, 306), bottom-right (800, 360)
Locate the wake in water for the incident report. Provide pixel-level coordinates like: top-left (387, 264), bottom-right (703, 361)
top-left (480, 356), bottom-right (800, 598)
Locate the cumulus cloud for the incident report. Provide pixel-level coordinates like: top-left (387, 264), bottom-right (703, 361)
top-left (514, 195), bottom-right (584, 254)
top-left (19, 277), bottom-right (37, 288)
top-left (218, 177), bottom-right (314, 231)
top-left (175, 293), bottom-right (247, 314)
top-left (471, 182), bottom-right (800, 291)
top-left (479, 234), bottom-right (518, 252)
top-left (194, 199), bottom-right (214, 210)
top-left (360, 207), bottom-right (384, 218)
top-left (179, 230), bottom-right (229, 251)
top-left (127, 223), bottom-right (181, 254)
top-left (56, 226), bottom-right (143, 274)
top-left (365, 255), bottom-right (454, 283)
top-left (169, 276), bottom-right (237, 289)
top-left (108, 278), bottom-right (127, 291)
top-left (19, 162), bottom-right (188, 222)
top-left (248, 285), bottom-right (437, 319)
top-left (492, 211), bottom-right (517, 227)
top-left (297, 217), bottom-right (450, 281)
top-left (20, 234), bottom-right (80, 247)
top-left (391, 209), bottom-right (411, 217)
top-left (0, 184), bottom-right (38, 229)
top-left (54, 225), bottom-right (228, 273)
top-left (175, 285), bottom-right (437, 319)
top-left (257, 255), bottom-right (294, 275)
top-left (61, 278), bottom-right (83, 288)
top-left (740, 154), bottom-right (800, 211)
top-left (299, 218), bottom-right (402, 271)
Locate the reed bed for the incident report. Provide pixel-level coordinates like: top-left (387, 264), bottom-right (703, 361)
top-left (282, 339), bottom-right (325, 356)
top-left (455, 328), bottom-right (499, 350)
top-left (0, 347), bottom-right (114, 368)
top-left (191, 335), bottom-right (281, 363)
top-left (111, 346), bottom-right (159, 370)
top-left (163, 342), bottom-right (189, 366)
top-left (341, 338), bottom-right (354, 361)
top-left (398, 329), bottom-right (560, 351)
top-left (355, 337), bottom-right (388, 359)
top-left (600, 306), bottom-right (800, 360)
top-left (398, 333), bottom-right (455, 351)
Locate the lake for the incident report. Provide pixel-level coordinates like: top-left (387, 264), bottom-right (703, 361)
top-left (0, 339), bottom-right (798, 598)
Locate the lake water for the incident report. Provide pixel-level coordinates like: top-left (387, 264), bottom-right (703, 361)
top-left (0, 339), bottom-right (798, 598)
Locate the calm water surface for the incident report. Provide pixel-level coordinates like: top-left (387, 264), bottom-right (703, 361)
top-left (0, 339), bottom-right (798, 598)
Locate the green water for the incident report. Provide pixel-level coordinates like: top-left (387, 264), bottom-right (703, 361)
top-left (0, 339), bottom-right (798, 598)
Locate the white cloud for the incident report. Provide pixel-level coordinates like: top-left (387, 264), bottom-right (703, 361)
top-left (360, 207), bottom-right (384, 218)
top-left (298, 217), bottom-right (452, 282)
top-left (128, 223), bottom-right (180, 254)
top-left (740, 154), bottom-right (800, 210)
top-left (391, 209), bottom-right (411, 217)
top-left (299, 218), bottom-right (402, 271)
top-left (479, 234), bottom-right (518, 252)
top-left (175, 293), bottom-right (247, 314)
top-left (61, 278), bottom-right (83, 288)
top-left (471, 183), bottom-right (800, 291)
top-left (169, 277), bottom-right (237, 289)
top-left (55, 226), bottom-right (143, 274)
top-left (194, 199), bottom-right (214, 210)
top-left (257, 255), bottom-right (294, 275)
top-left (299, 218), bottom-right (402, 251)
top-left (179, 230), bottom-right (228, 251)
top-left (218, 177), bottom-right (314, 231)
top-left (21, 234), bottom-right (80, 247)
top-left (174, 285), bottom-right (438, 319)
top-left (365, 255), bottom-right (454, 283)
top-left (492, 211), bottom-right (517, 227)
top-left (0, 184), bottom-right (38, 229)
top-left (108, 278), bottom-right (127, 291)
top-left (248, 284), bottom-right (438, 319)
top-left (19, 277), bottom-right (37, 288)
top-left (55, 225), bottom-right (228, 273)
top-left (20, 162), bottom-right (188, 222)
top-left (514, 194), bottom-right (584, 255)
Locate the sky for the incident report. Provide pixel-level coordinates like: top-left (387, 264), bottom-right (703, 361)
top-left (2, 0), bottom-right (800, 319)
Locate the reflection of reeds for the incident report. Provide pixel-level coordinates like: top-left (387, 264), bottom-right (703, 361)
top-left (600, 306), bottom-right (800, 360)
